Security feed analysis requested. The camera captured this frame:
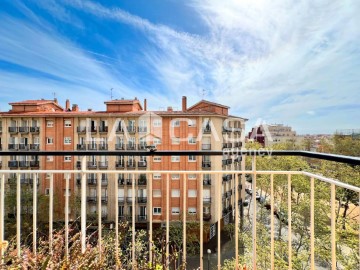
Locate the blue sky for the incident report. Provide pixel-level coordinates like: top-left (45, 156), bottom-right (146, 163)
top-left (0, 0), bottom-right (359, 134)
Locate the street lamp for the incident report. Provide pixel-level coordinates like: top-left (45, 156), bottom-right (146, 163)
top-left (207, 249), bottom-right (211, 270)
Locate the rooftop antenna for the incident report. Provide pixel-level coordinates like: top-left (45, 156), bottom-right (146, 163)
top-left (110, 88), bottom-right (113, 100)
top-left (52, 92), bottom-right (56, 99)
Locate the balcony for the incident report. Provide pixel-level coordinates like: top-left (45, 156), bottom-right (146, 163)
top-left (125, 179), bottom-right (133, 185)
top-left (222, 127), bottom-right (231, 134)
top-left (88, 127), bottom-right (97, 133)
top-left (137, 215), bottom-right (147, 222)
top-left (19, 127), bottom-right (29, 134)
top-left (101, 196), bottom-right (108, 203)
top-left (18, 144), bottom-right (29, 151)
top-left (98, 161), bottom-right (108, 169)
top-left (137, 197), bottom-right (147, 203)
top-left (87, 196), bottom-right (97, 203)
top-left (77, 126), bottom-right (86, 133)
top-left (87, 162), bottom-right (97, 169)
top-left (115, 161), bottom-right (125, 169)
top-left (203, 198), bottom-right (211, 204)
top-left (202, 161), bottom-right (211, 169)
top-left (138, 177), bottom-right (147, 185)
top-left (19, 161), bottom-right (29, 168)
top-left (8, 144), bottom-right (18, 150)
top-left (8, 160), bottom-right (18, 168)
top-left (77, 144), bottom-right (86, 150)
top-left (126, 144), bottom-right (136, 150)
top-left (29, 144), bottom-right (40, 151)
top-left (137, 161), bottom-right (147, 168)
top-left (87, 144), bottom-right (97, 150)
top-left (203, 179), bottom-right (211, 185)
top-left (118, 178), bottom-right (125, 185)
top-left (76, 161), bottom-right (81, 169)
top-left (98, 144), bottom-right (108, 150)
top-left (127, 162), bottom-right (136, 169)
top-left (87, 178), bottom-right (97, 185)
top-left (116, 127), bottom-right (125, 133)
top-left (138, 127), bottom-right (147, 133)
top-left (202, 126), bottom-right (211, 133)
top-left (126, 197), bottom-right (134, 203)
top-left (127, 126), bottom-right (136, 133)
top-left (30, 126), bottom-right (40, 133)
top-left (8, 127), bottom-right (18, 133)
top-left (202, 144), bottom-right (211, 150)
top-left (101, 177), bottom-right (108, 185)
top-left (115, 144), bottom-right (125, 150)
top-left (1, 150), bottom-right (359, 270)
top-left (29, 161), bottom-right (39, 168)
top-left (138, 143), bottom-right (147, 150)
top-left (99, 126), bottom-right (108, 133)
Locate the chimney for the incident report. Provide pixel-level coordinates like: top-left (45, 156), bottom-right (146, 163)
top-left (72, 104), bottom-right (79, 112)
top-left (144, 99), bottom-right (147, 111)
top-left (54, 98), bottom-right (58, 104)
top-left (65, 99), bottom-right (70, 111)
top-left (167, 106), bottom-right (173, 112)
top-left (182, 96), bottom-right (187, 111)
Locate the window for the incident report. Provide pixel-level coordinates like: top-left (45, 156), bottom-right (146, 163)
top-left (45, 188), bottom-right (50, 196)
top-left (188, 189), bottom-right (197, 197)
top-left (188, 137), bottom-right (196, 144)
top-left (188, 207), bottom-right (197, 214)
top-left (64, 137), bottom-right (72, 144)
top-left (46, 120), bottom-right (54, 127)
top-left (153, 190), bottom-right (162, 197)
top-left (64, 156), bottom-right (72, 162)
top-left (64, 120), bottom-right (72, 127)
top-left (46, 137), bottom-right (54, 144)
top-left (172, 207), bottom-right (180, 215)
top-left (153, 138), bottom-right (161, 146)
top-left (171, 189), bottom-right (180, 197)
top-left (171, 174), bottom-right (180, 180)
top-left (171, 119), bottom-right (180, 127)
top-left (153, 156), bottom-right (162, 162)
top-left (188, 155), bottom-right (196, 162)
top-left (188, 119), bottom-right (196, 127)
top-left (153, 207), bottom-right (162, 215)
top-left (171, 137), bottom-right (180, 144)
top-left (153, 119), bottom-right (162, 127)
top-left (47, 156), bottom-right (53, 162)
top-left (171, 156), bottom-right (180, 162)
top-left (153, 173), bottom-right (161, 180)
top-left (188, 174), bottom-right (196, 180)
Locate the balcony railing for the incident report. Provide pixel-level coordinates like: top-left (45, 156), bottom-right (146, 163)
top-left (77, 144), bottom-right (86, 150)
top-left (126, 144), bottom-right (136, 150)
top-left (137, 197), bottom-right (147, 203)
top-left (8, 127), bottom-right (18, 133)
top-left (137, 161), bottom-right (147, 168)
top-left (116, 127), bottom-right (125, 133)
top-left (98, 144), bottom-right (108, 150)
top-left (87, 144), bottom-right (97, 150)
top-left (127, 162), bottom-right (136, 168)
top-left (30, 126), bottom-right (40, 133)
top-left (8, 144), bottom-right (18, 150)
top-left (115, 161), bottom-right (125, 169)
top-left (202, 144), bottom-right (211, 150)
top-left (0, 150), bottom-right (358, 270)
top-left (138, 127), bottom-right (147, 133)
top-left (19, 127), bottom-right (29, 133)
top-left (77, 127), bottom-right (86, 133)
top-left (99, 126), bottom-right (108, 133)
top-left (29, 144), bottom-right (40, 150)
top-left (98, 161), bottom-right (108, 169)
top-left (115, 144), bottom-right (125, 150)
top-left (87, 162), bottom-right (97, 169)
top-left (29, 161), bottom-right (39, 168)
top-left (202, 126), bottom-right (211, 133)
top-left (138, 143), bottom-right (147, 150)
top-left (203, 179), bottom-right (211, 185)
top-left (18, 144), bottom-right (29, 151)
top-left (127, 126), bottom-right (136, 133)
top-left (202, 161), bottom-right (211, 169)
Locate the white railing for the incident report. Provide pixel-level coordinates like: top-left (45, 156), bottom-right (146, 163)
top-left (0, 156), bottom-right (359, 269)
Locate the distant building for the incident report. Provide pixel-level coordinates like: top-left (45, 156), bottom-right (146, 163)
top-left (335, 129), bottom-right (360, 139)
top-left (248, 124), bottom-right (297, 147)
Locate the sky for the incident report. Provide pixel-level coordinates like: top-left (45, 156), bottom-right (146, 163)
top-left (0, 0), bottom-right (359, 134)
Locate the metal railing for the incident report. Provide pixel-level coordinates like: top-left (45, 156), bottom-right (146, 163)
top-left (0, 150), bottom-right (359, 270)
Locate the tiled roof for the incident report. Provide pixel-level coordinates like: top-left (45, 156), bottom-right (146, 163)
top-left (187, 99), bottom-right (230, 110)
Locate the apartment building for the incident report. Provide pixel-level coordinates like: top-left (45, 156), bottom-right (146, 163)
top-left (0, 96), bottom-right (246, 236)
